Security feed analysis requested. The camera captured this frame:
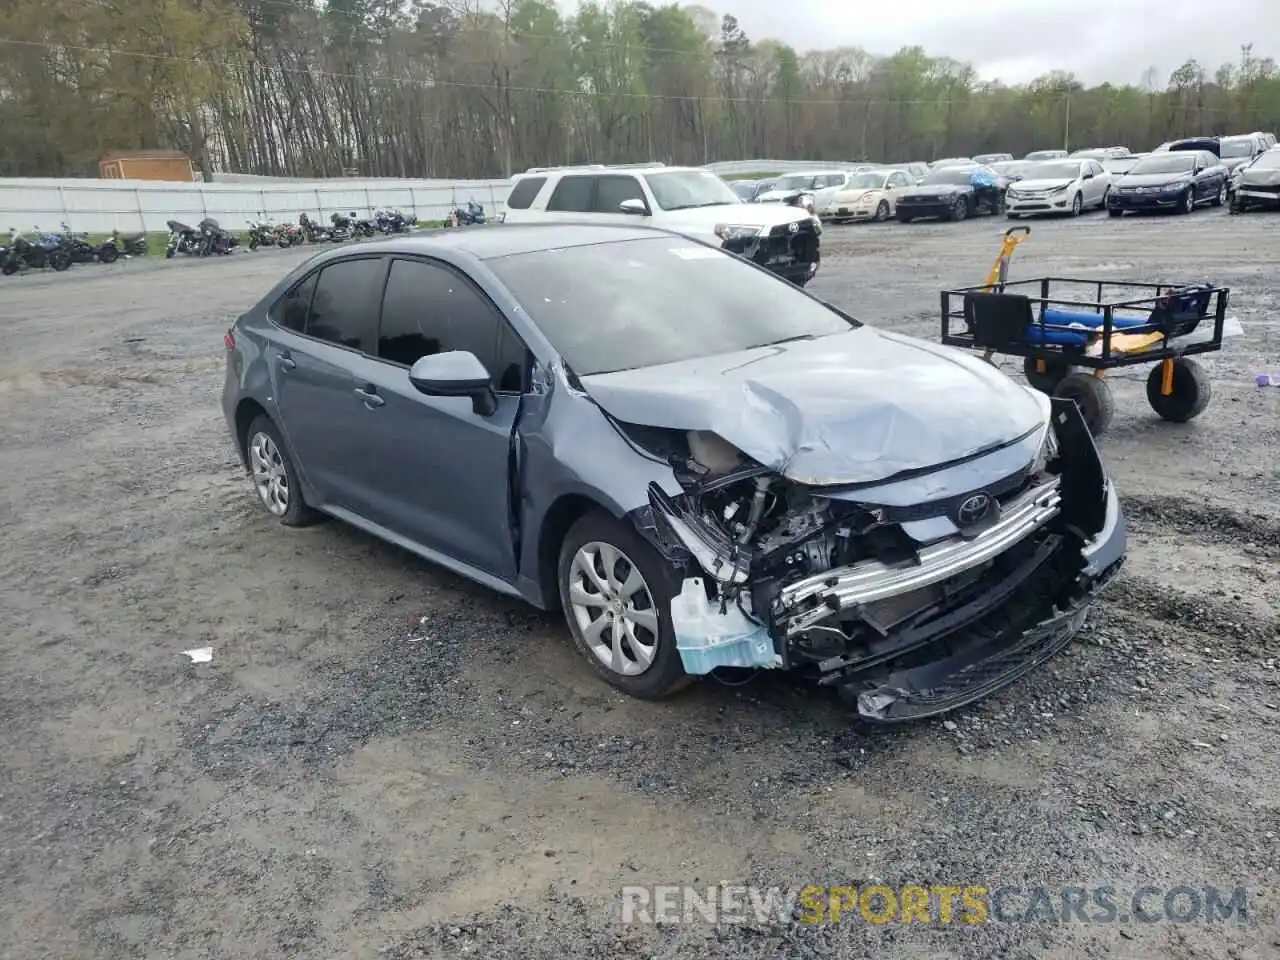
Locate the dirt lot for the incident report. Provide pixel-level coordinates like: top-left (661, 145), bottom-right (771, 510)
top-left (2, 209), bottom-right (1278, 960)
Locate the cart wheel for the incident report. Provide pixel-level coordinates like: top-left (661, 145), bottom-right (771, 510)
top-left (1146, 358), bottom-right (1211, 423)
top-left (1053, 373), bottom-right (1115, 437)
top-left (1023, 355), bottom-right (1071, 393)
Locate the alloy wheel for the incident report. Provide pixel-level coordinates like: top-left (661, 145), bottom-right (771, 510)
top-left (248, 431), bottom-right (290, 516)
top-left (566, 541), bottom-right (659, 677)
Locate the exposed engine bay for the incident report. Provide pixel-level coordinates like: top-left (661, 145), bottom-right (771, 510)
top-left (620, 399), bottom-right (1125, 722)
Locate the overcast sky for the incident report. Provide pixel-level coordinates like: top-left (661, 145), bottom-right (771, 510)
top-left (685, 0), bottom-right (1276, 86)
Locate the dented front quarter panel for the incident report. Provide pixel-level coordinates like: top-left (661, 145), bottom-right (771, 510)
top-left (512, 360), bottom-right (685, 606)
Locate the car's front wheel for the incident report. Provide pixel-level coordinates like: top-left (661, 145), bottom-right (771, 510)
top-left (1179, 189), bottom-right (1195, 214)
top-left (1069, 192), bottom-right (1083, 216)
top-left (558, 510), bottom-right (689, 699)
top-left (245, 416), bottom-right (318, 526)
top-left (874, 200), bottom-right (890, 222)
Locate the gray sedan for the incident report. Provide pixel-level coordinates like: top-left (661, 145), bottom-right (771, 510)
top-left (222, 223), bottom-right (1126, 722)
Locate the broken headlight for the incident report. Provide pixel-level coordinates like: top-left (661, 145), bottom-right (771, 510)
top-left (1030, 421), bottom-right (1059, 475)
top-left (714, 223), bottom-right (765, 242)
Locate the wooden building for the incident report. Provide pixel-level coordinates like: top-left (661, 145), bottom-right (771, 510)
top-left (98, 150), bottom-right (198, 181)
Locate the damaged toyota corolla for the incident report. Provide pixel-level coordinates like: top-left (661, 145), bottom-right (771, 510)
top-left (223, 222), bottom-right (1126, 723)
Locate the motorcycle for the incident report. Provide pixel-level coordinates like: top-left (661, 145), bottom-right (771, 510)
top-left (349, 212), bottom-right (377, 239)
top-left (449, 200), bottom-right (486, 226)
top-left (199, 217), bottom-right (238, 255)
top-left (2, 228), bottom-right (73, 275)
top-left (110, 229), bottom-right (149, 257)
top-left (274, 222), bottom-right (305, 247)
top-left (299, 212), bottom-right (331, 243)
top-left (247, 218), bottom-right (279, 251)
top-left (327, 212), bottom-right (353, 243)
top-left (56, 222), bottom-right (119, 265)
top-left (374, 209), bottom-right (412, 234)
top-left (165, 220), bottom-right (204, 258)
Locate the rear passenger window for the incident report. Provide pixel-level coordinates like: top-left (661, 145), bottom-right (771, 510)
top-left (592, 175), bottom-right (645, 212)
top-left (547, 176), bottom-right (595, 212)
top-left (305, 257), bottom-right (384, 353)
top-left (272, 272), bottom-right (317, 332)
top-left (505, 176), bottom-right (546, 209)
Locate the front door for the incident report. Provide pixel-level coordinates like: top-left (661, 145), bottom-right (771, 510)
top-left (346, 256), bottom-right (526, 580)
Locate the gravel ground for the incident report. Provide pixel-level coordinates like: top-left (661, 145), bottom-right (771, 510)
top-left (1, 209), bottom-right (1278, 960)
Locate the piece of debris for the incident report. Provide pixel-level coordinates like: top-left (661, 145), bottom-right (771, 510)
top-left (942, 720), bottom-right (958, 732)
top-left (182, 647), bottom-right (213, 663)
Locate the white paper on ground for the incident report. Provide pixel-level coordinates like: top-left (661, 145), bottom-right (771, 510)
top-left (182, 647), bottom-right (213, 663)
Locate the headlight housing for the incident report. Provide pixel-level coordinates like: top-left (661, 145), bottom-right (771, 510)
top-left (1030, 421), bottom-right (1060, 475)
top-left (1166, 178), bottom-right (1191, 190)
top-left (713, 223), bottom-right (764, 241)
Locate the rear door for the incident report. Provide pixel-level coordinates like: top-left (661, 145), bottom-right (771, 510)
top-left (270, 256), bottom-right (387, 509)
top-left (540, 175), bottom-right (598, 224)
top-left (351, 256), bottom-right (529, 578)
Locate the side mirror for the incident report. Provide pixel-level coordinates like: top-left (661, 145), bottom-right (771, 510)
top-left (618, 198), bottom-right (647, 215)
top-left (409, 351), bottom-right (496, 416)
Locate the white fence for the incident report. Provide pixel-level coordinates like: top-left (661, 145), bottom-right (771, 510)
top-left (0, 160), bottom-right (873, 234)
top-left (0, 177), bottom-right (513, 234)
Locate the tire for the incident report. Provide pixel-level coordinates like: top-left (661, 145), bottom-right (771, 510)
top-left (1099, 187), bottom-right (1110, 210)
top-left (97, 244), bottom-right (119, 264)
top-left (874, 200), bottom-right (890, 222)
top-left (950, 196), bottom-right (969, 221)
top-left (249, 237), bottom-right (259, 251)
top-left (2, 259), bottom-right (17, 276)
top-left (244, 416), bottom-right (319, 527)
top-left (1023, 355), bottom-right (1072, 393)
top-left (1108, 208), bottom-right (1123, 218)
top-left (1053, 372), bottom-right (1115, 437)
top-left (1179, 189), bottom-right (1195, 214)
top-left (1069, 192), bottom-right (1083, 217)
top-left (1146, 358), bottom-right (1211, 423)
top-left (1210, 182), bottom-right (1226, 207)
top-left (165, 247), bottom-right (175, 259)
top-left (557, 510), bottom-right (690, 700)
top-left (49, 250), bottom-right (72, 271)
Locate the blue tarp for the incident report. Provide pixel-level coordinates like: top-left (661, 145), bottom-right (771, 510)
top-left (970, 168), bottom-right (998, 188)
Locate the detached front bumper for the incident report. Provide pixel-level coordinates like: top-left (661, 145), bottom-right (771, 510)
top-left (719, 220), bottom-right (821, 285)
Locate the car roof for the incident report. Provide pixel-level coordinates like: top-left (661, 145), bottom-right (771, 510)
top-left (325, 223), bottom-right (679, 262)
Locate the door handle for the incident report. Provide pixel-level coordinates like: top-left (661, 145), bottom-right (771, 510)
top-left (277, 350), bottom-right (296, 370)
top-left (354, 386), bottom-right (385, 408)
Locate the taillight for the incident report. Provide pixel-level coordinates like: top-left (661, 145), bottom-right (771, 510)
top-left (223, 329), bottom-right (235, 350)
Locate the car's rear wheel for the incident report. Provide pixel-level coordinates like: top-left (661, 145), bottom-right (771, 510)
top-left (1211, 182), bottom-right (1227, 207)
top-left (245, 416), bottom-right (318, 526)
top-left (558, 510), bottom-right (689, 699)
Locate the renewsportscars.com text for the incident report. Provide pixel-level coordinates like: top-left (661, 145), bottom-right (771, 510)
top-left (620, 884), bottom-right (1251, 926)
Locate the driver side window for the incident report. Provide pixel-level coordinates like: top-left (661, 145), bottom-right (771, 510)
top-left (592, 175), bottom-right (645, 213)
top-left (376, 258), bottom-right (528, 392)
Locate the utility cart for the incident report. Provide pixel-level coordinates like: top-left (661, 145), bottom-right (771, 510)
top-left (939, 228), bottom-right (1230, 436)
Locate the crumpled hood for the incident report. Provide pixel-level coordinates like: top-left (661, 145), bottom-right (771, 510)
top-left (1239, 166), bottom-right (1280, 185)
top-left (579, 328), bottom-right (1047, 486)
top-left (669, 202), bottom-right (815, 232)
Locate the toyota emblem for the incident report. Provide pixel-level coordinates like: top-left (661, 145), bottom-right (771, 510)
top-left (788, 221), bottom-right (799, 233)
top-left (955, 493), bottom-right (993, 527)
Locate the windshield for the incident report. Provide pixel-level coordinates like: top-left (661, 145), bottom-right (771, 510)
top-left (992, 161), bottom-right (1033, 177)
top-left (1104, 157), bottom-right (1140, 172)
top-left (644, 171), bottom-right (741, 211)
top-left (847, 172), bottom-right (887, 189)
top-left (730, 181), bottom-right (756, 199)
top-left (922, 167), bottom-right (979, 186)
top-left (486, 236), bottom-right (857, 376)
top-left (772, 174), bottom-right (820, 191)
top-left (1219, 138), bottom-right (1254, 158)
top-left (1025, 162), bottom-right (1083, 180)
top-left (1025, 151), bottom-right (1064, 160)
top-left (1129, 154), bottom-right (1196, 175)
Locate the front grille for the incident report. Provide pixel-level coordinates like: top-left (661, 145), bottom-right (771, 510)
top-left (756, 220), bottom-right (819, 268)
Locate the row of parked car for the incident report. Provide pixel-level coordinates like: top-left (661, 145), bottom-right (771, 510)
top-left (728, 130), bottom-right (1279, 224)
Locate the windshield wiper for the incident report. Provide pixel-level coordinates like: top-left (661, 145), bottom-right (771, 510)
top-left (664, 201), bottom-right (733, 210)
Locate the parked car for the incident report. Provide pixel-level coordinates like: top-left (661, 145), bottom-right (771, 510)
top-left (499, 163), bottom-right (821, 286)
top-left (890, 161), bottom-right (931, 182)
top-left (972, 152), bottom-right (1014, 165)
top-left (1229, 149), bottom-right (1280, 212)
top-left (1216, 134), bottom-right (1267, 172)
top-left (896, 165), bottom-right (1005, 222)
top-left (1106, 150), bottom-right (1227, 216)
top-left (1252, 131), bottom-right (1277, 149)
top-left (818, 168), bottom-right (916, 222)
top-left (222, 222), bottom-right (1125, 721)
top-left (929, 157), bottom-right (974, 169)
top-left (1006, 159), bottom-right (1112, 218)
top-left (755, 170), bottom-right (864, 216)
top-left (1024, 149), bottom-right (1069, 161)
